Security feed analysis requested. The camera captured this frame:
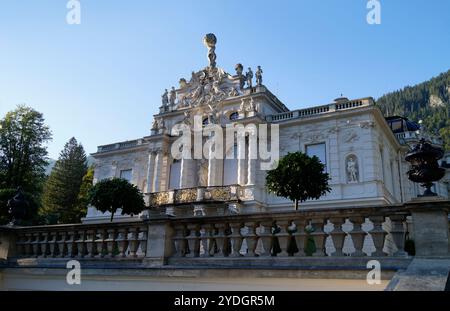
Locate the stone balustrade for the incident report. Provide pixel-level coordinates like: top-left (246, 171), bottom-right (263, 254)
top-left (12, 222), bottom-right (148, 259)
top-left (169, 205), bottom-right (411, 259)
top-left (1, 200), bottom-right (449, 268)
top-left (266, 97), bottom-right (373, 123)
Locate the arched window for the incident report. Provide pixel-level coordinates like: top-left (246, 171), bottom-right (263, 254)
top-left (229, 111), bottom-right (239, 121)
top-left (202, 117), bottom-right (209, 126)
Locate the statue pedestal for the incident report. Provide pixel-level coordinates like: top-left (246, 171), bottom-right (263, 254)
top-left (406, 198), bottom-right (450, 257)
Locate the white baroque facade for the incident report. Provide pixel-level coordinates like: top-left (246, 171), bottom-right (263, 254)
top-left (83, 35), bottom-right (449, 223)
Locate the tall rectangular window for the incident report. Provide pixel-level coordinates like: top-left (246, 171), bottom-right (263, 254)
top-left (120, 169), bottom-right (132, 182)
top-left (306, 143), bottom-right (326, 171)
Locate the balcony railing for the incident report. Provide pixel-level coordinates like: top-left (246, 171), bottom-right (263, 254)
top-left (1, 200), bottom-right (448, 268)
top-left (147, 185), bottom-right (241, 207)
top-left (11, 222), bottom-right (148, 259)
top-left (267, 98), bottom-right (373, 123)
top-left (96, 139), bottom-right (145, 153)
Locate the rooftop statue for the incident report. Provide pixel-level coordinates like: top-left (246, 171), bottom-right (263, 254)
top-left (169, 87), bottom-right (177, 107)
top-left (246, 67), bottom-right (253, 88)
top-left (161, 89), bottom-right (169, 109)
top-left (203, 33), bottom-right (217, 68)
top-left (256, 66), bottom-right (263, 86)
top-left (235, 63), bottom-right (245, 90)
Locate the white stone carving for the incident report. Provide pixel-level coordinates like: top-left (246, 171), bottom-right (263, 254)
top-left (346, 155), bottom-right (359, 183)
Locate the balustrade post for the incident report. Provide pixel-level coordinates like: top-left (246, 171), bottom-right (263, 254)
top-left (128, 227), bottom-right (139, 258)
top-left (66, 231), bottom-right (75, 258)
top-left (95, 229), bottom-right (105, 258)
top-left (85, 229), bottom-right (96, 258)
top-left (329, 218), bottom-right (346, 257)
top-left (389, 215), bottom-right (408, 257)
top-left (172, 224), bottom-right (187, 257)
top-left (368, 216), bottom-right (387, 257)
top-left (244, 222), bottom-right (259, 257)
top-left (15, 234), bottom-right (25, 256)
top-left (186, 224), bottom-right (200, 258)
top-left (293, 219), bottom-right (307, 257)
top-left (24, 233), bottom-right (32, 256)
top-left (213, 223), bottom-right (228, 257)
top-left (257, 221), bottom-right (273, 257)
top-left (199, 224), bottom-right (214, 257)
top-left (48, 232), bottom-right (57, 257)
top-left (57, 232), bottom-right (67, 258)
top-left (139, 226), bottom-right (148, 256)
top-left (229, 222), bottom-right (244, 257)
top-left (105, 229), bottom-right (117, 258)
top-left (31, 233), bottom-right (40, 257)
top-left (310, 218), bottom-right (326, 257)
top-left (39, 232), bottom-right (49, 258)
top-left (348, 216), bottom-right (366, 256)
top-left (116, 228), bottom-right (129, 258)
top-left (275, 220), bottom-right (291, 256)
top-left (76, 230), bottom-right (86, 258)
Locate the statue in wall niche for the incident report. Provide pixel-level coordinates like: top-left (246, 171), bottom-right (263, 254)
top-left (246, 67), bottom-right (253, 88)
top-left (169, 87), bottom-right (177, 107)
top-left (198, 159), bottom-right (209, 187)
top-left (255, 66), bottom-right (263, 86)
top-left (346, 155), bottom-right (359, 183)
top-left (161, 89), bottom-right (169, 109)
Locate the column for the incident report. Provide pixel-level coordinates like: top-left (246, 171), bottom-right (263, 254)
top-left (145, 151), bottom-right (156, 193)
top-left (153, 150), bottom-right (164, 192)
top-left (237, 135), bottom-right (246, 185)
top-left (208, 142), bottom-right (223, 187)
top-left (247, 134), bottom-right (257, 185)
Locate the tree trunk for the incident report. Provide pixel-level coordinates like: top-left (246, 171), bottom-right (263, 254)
top-left (110, 211), bottom-right (115, 222)
top-left (295, 199), bottom-right (299, 211)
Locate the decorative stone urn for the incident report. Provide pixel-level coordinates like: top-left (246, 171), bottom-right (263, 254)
top-left (7, 187), bottom-right (29, 226)
top-left (405, 138), bottom-right (445, 197)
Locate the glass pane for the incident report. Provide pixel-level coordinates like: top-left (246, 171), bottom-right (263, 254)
top-left (306, 143), bottom-right (326, 167)
top-left (120, 169), bottom-right (132, 182)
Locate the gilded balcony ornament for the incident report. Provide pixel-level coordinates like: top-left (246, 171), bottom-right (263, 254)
top-left (175, 189), bottom-right (197, 203)
top-left (149, 192), bottom-right (170, 206)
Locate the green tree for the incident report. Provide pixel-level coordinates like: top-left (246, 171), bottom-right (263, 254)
top-left (0, 105), bottom-right (52, 194)
top-left (88, 178), bottom-right (145, 222)
top-left (40, 137), bottom-right (87, 224)
top-left (77, 165), bottom-right (94, 217)
top-left (266, 152), bottom-right (331, 210)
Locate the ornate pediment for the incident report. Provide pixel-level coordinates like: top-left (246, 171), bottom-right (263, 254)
top-left (176, 66), bottom-right (241, 109)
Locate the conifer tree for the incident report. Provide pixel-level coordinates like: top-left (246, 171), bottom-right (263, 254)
top-left (41, 137), bottom-right (87, 224)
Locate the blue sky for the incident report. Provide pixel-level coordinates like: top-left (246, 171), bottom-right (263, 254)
top-left (0, 0), bottom-right (449, 159)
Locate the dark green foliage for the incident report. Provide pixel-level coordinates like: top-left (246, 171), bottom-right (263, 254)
top-left (40, 137), bottom-right (88, 224)
top-left (0, 105), bottom-right (52, 195)
top-left (88, 178), bottom-right (146, 222)
top-left (266, 152), bottom-right (331, 210)
top-left (376, 69), bottom-right (450, 150)
top-left (0, 188), bottom-right (39, 225)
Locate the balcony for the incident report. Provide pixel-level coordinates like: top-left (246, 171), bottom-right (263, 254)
top-left (147, 185), bottom-right (241, 207)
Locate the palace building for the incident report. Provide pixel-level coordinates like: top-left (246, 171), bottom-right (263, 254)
top-left (83, 34), bottom-right (449, 223)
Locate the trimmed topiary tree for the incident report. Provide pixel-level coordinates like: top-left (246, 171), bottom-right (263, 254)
top-left (88, 178), bottom-right (145, 222)
top-left (266, 152), bottom-right (331, 210)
